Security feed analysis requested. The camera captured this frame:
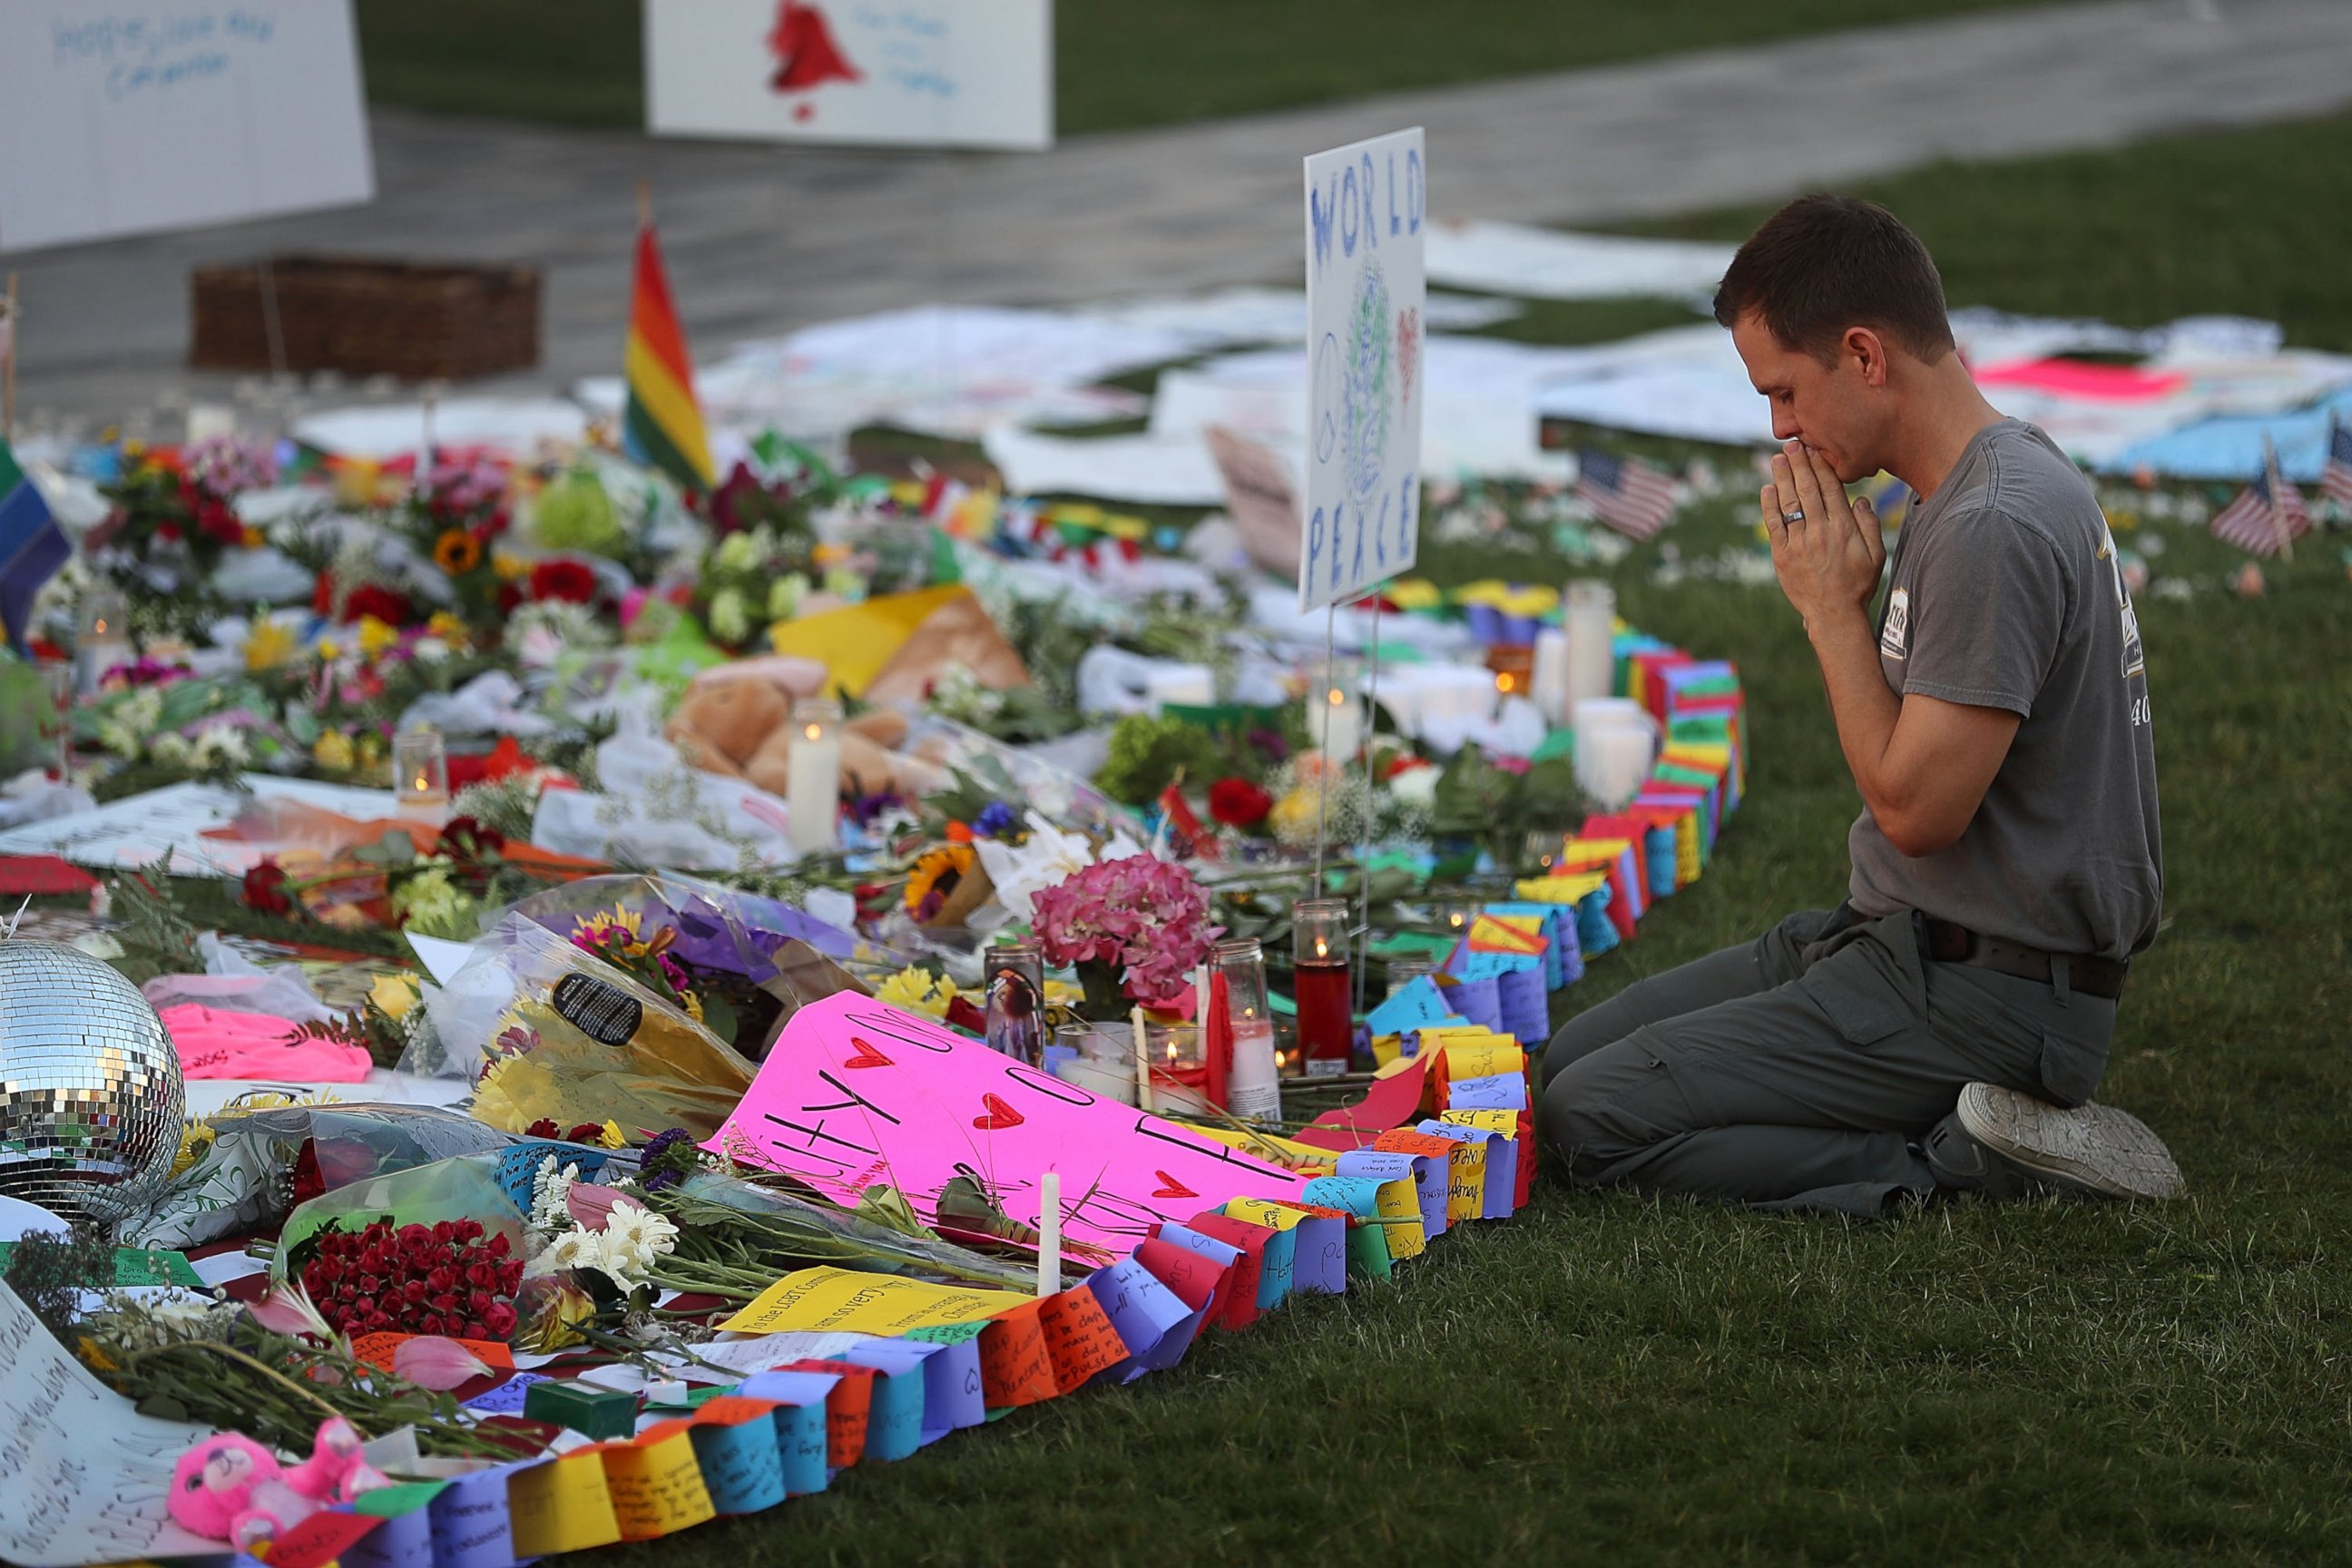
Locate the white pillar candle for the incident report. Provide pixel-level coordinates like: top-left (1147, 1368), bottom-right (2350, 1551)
top-left (1580, 720), bottom-right (1657, 809)
top-left (1131, 1005), bottom-right (1153, 1114)
top-left (74, 588), bottom-right (131, 697)
top-left (1563, 580), bottom-right (1616, 705)
top-left (1531, 628), bottom-right (1572, 727)
top-left (784, 698), bottom-right (844, 854)
top-left (1035, 1171), bottom-right (1060, 1298)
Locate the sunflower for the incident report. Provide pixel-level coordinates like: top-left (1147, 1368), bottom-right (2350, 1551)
top-left (432, 528), bottom-right (483, 574)
top-left (903, 842), bottom-right (977, 919)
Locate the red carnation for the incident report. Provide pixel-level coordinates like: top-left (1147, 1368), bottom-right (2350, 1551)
top-left (565, 1122), bottom-right (604, 1144)
top-left (1208, 777), bottom-right (1274, 828)
top-left (529, 559), bottom-right (598, 605)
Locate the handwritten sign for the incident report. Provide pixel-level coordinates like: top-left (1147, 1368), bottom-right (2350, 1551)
top-left (0, 1279), bottom-right (220, 1567)
top-left (646, 0), bottom-right (1052, 151)
top-left (709, 994), bottom-right (1310, 1249)
top-left (1300, 126), bottom-right (1426, 611)
top-left (720, 1265), bottom-right (1029, 1337)
top-left (0, 2), bottom-right (371, 252)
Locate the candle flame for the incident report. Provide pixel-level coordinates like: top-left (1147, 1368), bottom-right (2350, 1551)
top-left (92, 618), bottom-right (109, 635)
top-left (412, 773), bottom-right (429, 792)
top-left (1326, 687), bottom-right (1345, 707)
top-left (803, 722), bottom-right (822, 741)
top-left (1496, 672), bottom-right (1517, 693)
top-left (1314, 937), bottom-right (1328, 959)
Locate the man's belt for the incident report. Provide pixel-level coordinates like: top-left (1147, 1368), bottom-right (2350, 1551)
top-left (1921, 917), bottom-right (2128, 1000)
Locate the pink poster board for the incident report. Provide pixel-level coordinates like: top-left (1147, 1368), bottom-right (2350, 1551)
top-left (707, 995), bottom-right (1309, 1250)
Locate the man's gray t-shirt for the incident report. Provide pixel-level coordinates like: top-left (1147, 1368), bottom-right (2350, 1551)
top-left (1847, 417), bottom-right (2161, 960)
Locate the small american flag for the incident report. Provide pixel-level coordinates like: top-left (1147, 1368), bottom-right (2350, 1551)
top-left (2210, 436), bottom-right (2310, 558)
top-left (2321, 411), bottom-right (2352, 510)
top-left (1575, 448), bottom-right (1679, 540)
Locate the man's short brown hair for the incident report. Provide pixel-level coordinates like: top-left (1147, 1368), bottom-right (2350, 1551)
top-left (1711, 194), bottom-right (1955, 365)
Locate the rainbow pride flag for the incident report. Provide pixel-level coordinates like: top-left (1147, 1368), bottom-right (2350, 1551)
top-left (622, 221), bottom-right (715, 493)
top-left (0, 440), bottom-right (68, 653)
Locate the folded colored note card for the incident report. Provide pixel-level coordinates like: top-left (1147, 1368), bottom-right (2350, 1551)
top-left (1223, 1198), bottom-right (1347, 1297)
top-left (1367, 975), bottom-right (1455, 1036)
top-left (729, 1370), bottom-right (837, 1494)
top-left (720, 1266), bottom-right (1029, 1336)
top-left (684, 1398), bottom-right (789, 1514)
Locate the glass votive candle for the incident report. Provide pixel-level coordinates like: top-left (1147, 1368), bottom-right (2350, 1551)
top-left (983, 940), bottom-right (1046, 1067)
top-left (1052, 1019), bottom-right (1136, 1106)
top-left (393, 727), bottom-right (449, 825)
top-left (75, 585), bottom-right (131, 696)
top-left (1146, 1023), bottom-right (1212, 1115)
top-left (1292, 897), bottom-right (1355, 1077)
top-left (1386, 956), bottom-right (1436, 997)
top-left (1437, 898), bottom-right (1480, 937)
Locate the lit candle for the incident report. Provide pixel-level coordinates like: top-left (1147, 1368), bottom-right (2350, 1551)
top-left (784, 697), bottom-right (844, 854)
top-left (1293, 897), bottom-right (1354, 1078)
top-left (1214, 937), bottom-right (1281, 1123)
top-left (393, 727), bottom-right (449, 825)
top-left (1563, 579), bottom-right (1616, 705)
top-left (1035, 1171), bottom-right (1060, 1298)
top-left (1316, 658), bottom-right (1364, 762)
top-left (74, 586), bottom-right (131, 697)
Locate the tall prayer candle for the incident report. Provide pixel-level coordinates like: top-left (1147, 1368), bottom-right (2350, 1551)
top-left (1563, 579), bottom-right (1615, 705)
top-left (74, 586), bottom-right (130, 697)
top-left (785, 697), bottom-right (844, 854)
top-left (1213, 937), bottom-right (1281, 1123)
top-left (1130, 1005), bottom-right (1153, 1113)
top-left (1316, 659), bottom-right (1364, 762)
top-left (1531, 627), bottom-right (1572, 726)
top-left (1292, 897), bottom-right (1354, 1078)
top-left (983, 940), bottom-right (1046, 1065)
top-left (1035, 1171), bottom-right (1060, 1298)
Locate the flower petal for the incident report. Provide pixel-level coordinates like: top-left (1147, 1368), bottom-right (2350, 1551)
top-left (392, 1335), bottom-right (495, 1391)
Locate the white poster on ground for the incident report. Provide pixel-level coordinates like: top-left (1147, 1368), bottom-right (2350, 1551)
top-left (0, 0), bottom-right (373, 254)
top-left (645, 0), bottom-right (1053, 151)
top-left (1299, 127), bottom-right (1426, 612)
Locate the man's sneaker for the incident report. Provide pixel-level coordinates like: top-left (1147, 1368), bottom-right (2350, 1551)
top-left (1953, 1082), bottom-right (2183, 1200)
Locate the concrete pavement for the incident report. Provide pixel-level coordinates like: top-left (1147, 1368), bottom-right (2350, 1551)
top-left (11, 0), bottom-right (2352, 430)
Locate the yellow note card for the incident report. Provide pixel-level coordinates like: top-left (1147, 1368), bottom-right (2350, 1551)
top-left (601, 1430), bottom-right (716, 1542)
top-left (720, 1265), bottom-right (1032, 1336)
top-left (1443, 1139), bottom-right (1487, 1225)
top-left (509, 1449), bottom-right (621, 1558)
top-left (1442, 1108), bottom-right (1522, 1139)
top-left (1374, 1175), bottom-right (1426, 1260)
top-left (1442, 1039), bottom-right (1525, 1082)
top-left (1514, 871), bottom-right (1610, 905)
top-left (1222, 1197), bottom-right (1312, 1231)
top-left (1191, 1125), bottom-right (1338, 1173)
top-left (1466, 915), bottom-right (1546, 956)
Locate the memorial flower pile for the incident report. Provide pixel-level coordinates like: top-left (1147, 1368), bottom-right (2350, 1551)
top-left (296, 1217), bottom-right (523, 1341)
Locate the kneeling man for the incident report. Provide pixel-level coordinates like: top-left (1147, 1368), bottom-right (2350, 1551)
top-left (1538, 195), bottom-right (2178, 1215)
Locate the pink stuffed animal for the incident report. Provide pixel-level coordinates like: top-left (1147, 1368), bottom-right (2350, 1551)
top-left (169, 1419), bottom-right (390, 1550)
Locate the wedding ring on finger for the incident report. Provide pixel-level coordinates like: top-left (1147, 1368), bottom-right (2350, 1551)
top-left (1781, 507), bottom-right (1806, 524)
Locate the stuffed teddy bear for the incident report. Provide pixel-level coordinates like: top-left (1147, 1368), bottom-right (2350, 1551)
top-left (665, 657), bottom-right (936, 800)
top-left (169, 1419), bottom-right (390, 1550)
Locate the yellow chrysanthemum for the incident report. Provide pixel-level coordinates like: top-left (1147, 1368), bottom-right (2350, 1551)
top-left (313, 730), bottom-right (356, 772)
top-left (243, 620), bottom-right (299, 672)
top-left (358, 615), bottom-right (399, 657)
top-left (426, 611), bottom-right (472, 646)
top-left (874, 966), bottom-right (958, 1019)
top-left (1268, 788), bottom-right (1321, 841)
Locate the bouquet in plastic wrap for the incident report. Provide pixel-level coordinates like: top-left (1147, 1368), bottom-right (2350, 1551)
top-left (418, 915), bottom-right (757, 1140)
top-left (124, 1102), bottom-right (516, 1250)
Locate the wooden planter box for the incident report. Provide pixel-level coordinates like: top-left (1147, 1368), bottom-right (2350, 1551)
top-left (189, 255), bottom-right (540, 380)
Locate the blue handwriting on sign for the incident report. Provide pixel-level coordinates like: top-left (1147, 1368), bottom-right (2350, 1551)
top-left (1309, 143), bottom-right (1423, 278)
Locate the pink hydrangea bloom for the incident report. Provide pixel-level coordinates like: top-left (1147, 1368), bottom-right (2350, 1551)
top-left (1031, 855), bottom-right (1222, 1006)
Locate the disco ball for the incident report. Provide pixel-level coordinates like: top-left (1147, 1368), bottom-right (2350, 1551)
top-left (0, 939), bottom-right (185, 1230)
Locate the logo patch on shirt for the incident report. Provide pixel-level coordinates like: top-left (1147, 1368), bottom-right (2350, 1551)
top-left (1880, 587), bottom-right (1910, 662)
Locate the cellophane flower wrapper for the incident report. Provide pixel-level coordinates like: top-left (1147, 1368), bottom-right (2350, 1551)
top-left (422, 915), bottom-right (758, 1139)
top-left (273, 1151), bottom-right (530, 1281)
top-left (492, 870), bottom-right (863, 990)
top-left (124, 1103), bottom-right (514, 1250)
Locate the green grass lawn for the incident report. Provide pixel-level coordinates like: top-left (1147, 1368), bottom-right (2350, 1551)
top-left (576, 108), bottom-right (2352, 1567)
top-left (354, 0), bottom-right (2061, 134)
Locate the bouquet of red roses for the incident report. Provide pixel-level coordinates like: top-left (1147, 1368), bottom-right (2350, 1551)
top-left (299, 1217), bottom-right (523, 1341)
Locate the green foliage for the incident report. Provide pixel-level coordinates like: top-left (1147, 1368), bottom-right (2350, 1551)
top-left (99, 852), bottom-right (204, 987)
top-left (2, 1222), bottom-right (117, 1344)
top-left (1092, 712), bottom-right (1259, 807)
